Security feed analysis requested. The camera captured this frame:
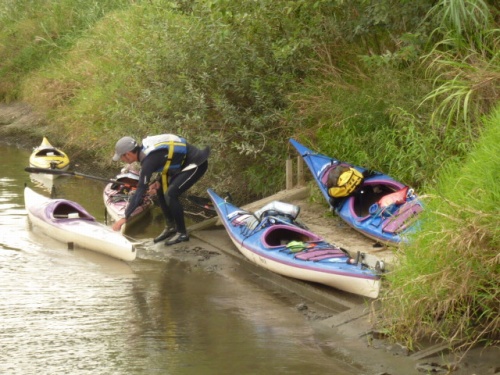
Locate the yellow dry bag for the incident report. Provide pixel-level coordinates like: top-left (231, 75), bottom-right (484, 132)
top-left (327, 167), bottom-right (364, 198)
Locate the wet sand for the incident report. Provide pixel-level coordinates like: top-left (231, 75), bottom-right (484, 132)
top-left (161, 188), bottom-right (499, 375)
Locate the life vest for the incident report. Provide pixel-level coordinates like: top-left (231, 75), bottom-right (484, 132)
top-left (142, 134), bottom-right (188, 193)
top-left (327, 165), bottom-right (364, 198)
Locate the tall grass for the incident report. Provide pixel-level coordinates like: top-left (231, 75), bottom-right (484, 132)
top-left (0, 0), bottom-right (132, 101)
top-left (6, 0), bottom-right (496, 200)
top-left (24, 1), bottom-right (400, 201)
top-left (421, 0), bottom-right (500, 133)
top-left (286, 58), bottom-right (468, 189)
top-left (425, 0), bottom-right (493, 48)
top-left (380, 105), bottom-right (500, 352)
top-left (14, 0), bottom-right (327, 200)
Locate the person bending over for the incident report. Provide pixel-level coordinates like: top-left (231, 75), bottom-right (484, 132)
top-left (111, 134), bottom-right (209, 246)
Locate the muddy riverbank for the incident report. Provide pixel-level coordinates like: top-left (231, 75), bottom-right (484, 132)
top-left (183, 191), bottom-right (499, 375)
top-left (2, 102), bottom-right (498, 375)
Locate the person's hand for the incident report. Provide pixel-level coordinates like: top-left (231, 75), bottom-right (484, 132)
top-left (112, 218), bottom-right (126, 231)
top-left (148, 181), bottom-right (160, 195)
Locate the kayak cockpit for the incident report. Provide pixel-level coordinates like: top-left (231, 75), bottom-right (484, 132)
top-left (351, 183), bottom-right (396, 217)
top-left (47, 199), bottom-right (95, 221)
top-left (262, 225), bottom-right (321, 247)
top-left (34, 148), bottom-right (66, 158)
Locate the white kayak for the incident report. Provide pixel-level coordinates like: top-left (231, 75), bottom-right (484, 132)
top-left (24, 187), bottom-right (136, 261)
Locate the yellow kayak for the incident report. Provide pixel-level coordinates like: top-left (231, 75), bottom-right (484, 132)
top-left (29, 137), bottom-right (70, 178)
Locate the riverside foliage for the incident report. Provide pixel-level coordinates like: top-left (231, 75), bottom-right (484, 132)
top-left (1, 0), bottom-right (498, 352)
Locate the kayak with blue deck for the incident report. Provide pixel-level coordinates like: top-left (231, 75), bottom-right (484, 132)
top-left (289, 138), bottom-right (423, 246)
top-left (207, 188), bottom-right (382, 298)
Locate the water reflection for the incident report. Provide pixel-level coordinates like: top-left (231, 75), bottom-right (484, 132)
top-left (0, 143), bottom-right (358, 375)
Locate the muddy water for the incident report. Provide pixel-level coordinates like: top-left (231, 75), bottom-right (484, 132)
top-left (0, 143), bottom-right (363, 375)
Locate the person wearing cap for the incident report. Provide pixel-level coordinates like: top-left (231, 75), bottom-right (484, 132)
top-left (111, 134), bottom-right (210, 245)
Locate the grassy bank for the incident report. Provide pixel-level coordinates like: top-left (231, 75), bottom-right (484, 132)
top-left (3, 0), bottom-right (497, 199)
top-left (380, 106), bottom-right (499, 351)
top-left (1, 0), bottom-right (498, 353)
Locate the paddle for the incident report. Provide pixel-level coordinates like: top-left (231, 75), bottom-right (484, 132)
top-left (25, 167), bottom-right (128, 186)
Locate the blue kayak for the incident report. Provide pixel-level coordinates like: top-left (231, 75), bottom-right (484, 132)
top-left (207, 188), bottom-right (382, 298)
top-left (289, 138), bottom-right (423, 246)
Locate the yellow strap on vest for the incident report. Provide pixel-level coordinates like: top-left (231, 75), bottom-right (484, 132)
top-left (161, 141), bottom-right (177, 193)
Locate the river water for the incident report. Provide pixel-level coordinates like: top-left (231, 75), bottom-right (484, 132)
top-left (0, 143), bottom-right (360, 375)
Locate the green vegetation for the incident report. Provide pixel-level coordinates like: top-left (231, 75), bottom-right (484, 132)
top-left (1, 0), bottom-right (498, 353)
top-left (381, 106), bottom-right (499, 351)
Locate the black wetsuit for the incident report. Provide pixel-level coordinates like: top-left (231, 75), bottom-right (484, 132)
top-left (125, 142), bottom-right (210, 234)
